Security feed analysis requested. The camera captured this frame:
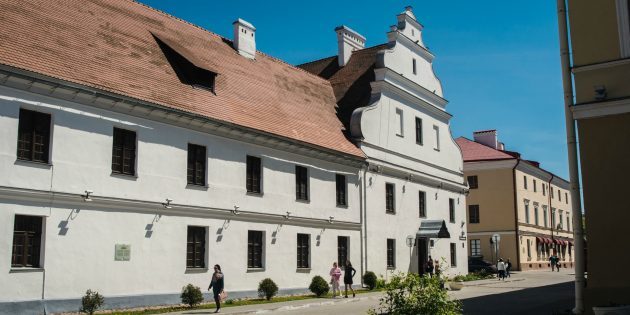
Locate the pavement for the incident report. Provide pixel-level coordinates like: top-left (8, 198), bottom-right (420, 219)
top-left (166, 269), bottom-right (576, 315)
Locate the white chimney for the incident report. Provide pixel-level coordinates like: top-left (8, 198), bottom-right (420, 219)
top-left (334, 25), bottom-right (365, 67)
top-left (233, 18), bottom-right (256, 59)
top-left (473, 130), bottom-right (499, 150)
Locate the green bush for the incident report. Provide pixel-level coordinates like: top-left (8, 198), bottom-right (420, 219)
top-left (363, 271), bottom-right (378, 290)
top-left (80, 289), bottom-right (104, 315)
top-left (376, 276), bottom-right (387, 289)
top-left (369, 272), bottom-right (462, 315)
top-left (309, 275), bottom-right (330, 297)
top-left (258, 278), bottom-right (279, 301)
top-left (180, 284), bottom-right (204, 308)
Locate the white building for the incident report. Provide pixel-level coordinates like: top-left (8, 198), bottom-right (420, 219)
top-left (300, 7), bottom-right (468, 281)
top-left (0, 1), bottom-right (466, 314)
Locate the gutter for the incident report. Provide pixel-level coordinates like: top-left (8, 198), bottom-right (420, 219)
top-left (548, 174), bottom-right (555, 250)
top-left (556, 0), bottom-right (586, 313)
top-left (511, 159), bottom-right (521, 270)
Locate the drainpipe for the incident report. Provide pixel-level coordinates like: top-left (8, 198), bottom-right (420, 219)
top-left (360, 164), bottom-right (369, 286)
top-left (556, 0), bottom-right (585, 313)
top-left (511, 159), bottom-right (521, 270)
top-left (548, 175), bottom-right (555, 253)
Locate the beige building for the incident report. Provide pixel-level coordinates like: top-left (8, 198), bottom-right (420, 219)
top-left (457, 131), bottom-right (574, 271)
top-left (561, 0), bottom-right (630, 311)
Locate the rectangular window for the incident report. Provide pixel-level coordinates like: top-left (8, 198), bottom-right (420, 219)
top-left (112, 128), bottom-right (137, 175)
top-left (567, 215), bottom-right (571, 231)
top-left (523, 176), bottom-right (528, 189)
top-left (338, 236), bottom-right (349, 267)
top-left (543, 207), bottom-right (549, 228)
top-left (527, 239), bottom-right (531, 258)
top-left (418, 191), bottom-right (426, 218)
top-left (415, 117), bottom-right (423, 144)
top-left (449, 198), bottom-right (455, 223)
top-left (542, 184), bottom-right (546, 196)
top-left (336, 174), bottom-right (347, 206)
top-left (468, 205), bottom-right (480, 223)
top-left (450, 243), bottom-right (457, 267)
top-left (525, 204), bottom-right (530, 224)
top-left (11, 215), bottom-right (43, 267)
top-left (533, 179), bottom-right (537, 192)
top-left (433, 125), bottom-right (440, 150)
top-left (412, 58), bottom-right (417, 75)
top-left (559, 211), bottom-right (564, 230)
top-left (467, 175), bottom-right (478, 189)
top-left (246, 155), bottom-right (262, 193)
top-left (470, 239), bottom-right (481, 256)
top-left (386, 183), bottom-right (395, 213)
top-left (297, 234), bottom-right (310, 268)
top-left (186, 226), bottom-right (206, 269)
top-left (295, 165), bottom-right (309, 201)
top-left (187, 144), bottom-right (206, 186)
top-left (565, 192), bottom-right (568, 204)
top-left (17, 109), bottom-right (51, 163)
top-left (535, 207), bottom-right (539, 226)
top-left (247, 230), bottom-right (263, 269)
top-left (395, 108), bottom-right (404, 137)
top-left (558, 189), bottom-right (561, 201)
top-left (387, 239), bottom-right (395, 268)
top-left (551, 208), bottom-right (556, 228)
top-left (551, 187), bottom-right (554, 198)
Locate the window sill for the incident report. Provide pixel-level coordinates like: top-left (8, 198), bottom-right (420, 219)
top-left (296, 268), bottom-right (311, 273)
top-left (434, 148), bottom-right (440, 152)
top-left (396, 134), bottom-right (404, 138)
top-left (110, 172), bottom-right (138, 180)
top-left (336, 204), bottom-right (348, 209)
top-left (185, 268), bottom-right (208, 274)
top-left (246, 192), bottom-right (264, 197)
top-left (386, 211), bottom-right (396, 215)
top-left (416, 142), bottom-right (423, 146)
top-left (296, 199), bottom-right (310, 204)
top-left (14, 159), bottom-right (52, 169)
top-left (10, 267), bottom-right (44, 273)
top-left (247, 268), bottom-right (265, 273)
top-left (386, 266), bottom-right (396, 270)
top-left (186, 184), bottom-right (209, 191)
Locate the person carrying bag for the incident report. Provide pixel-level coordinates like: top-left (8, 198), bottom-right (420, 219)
top-left (208, 264), bottom-right (225, 313)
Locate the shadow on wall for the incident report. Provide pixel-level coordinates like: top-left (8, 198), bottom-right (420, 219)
top-left (58, 208), bottom-right (80, 235)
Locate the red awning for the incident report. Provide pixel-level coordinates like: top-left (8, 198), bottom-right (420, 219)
top-left (568, 241), bottom-right (574, 246)
top-left (545, 238), bottom-right (552, 244)
top-left (536, 237), bottom-right (543, 243)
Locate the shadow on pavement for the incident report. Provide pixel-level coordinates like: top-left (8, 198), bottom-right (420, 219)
top-left (462, 281), bottom-right (574, 315)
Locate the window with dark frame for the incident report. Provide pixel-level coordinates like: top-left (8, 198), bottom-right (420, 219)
top-left (450, 243), bottom-right (457, 267)
top-left (336, 174), bottom-right (347, 206)
top-left (468, 205), bottom-right (480, 223)
top-left (247, 230), bottom-right (263, 269)
top-left (412, 58), bottom-right (417, 75)
top-left (295, 165), bottom-right (309, 201)
top-left (187, 144), bottom-right (206, 186)
top-left (470, 239), bottom-right (481, 256)
top-left (11, 215), bottom-right (42, 268)
top-left (551, 187), bottom-right (554, 198)
top-left (385, 183), bottom-right (395, 213)
top-left (297, 233), bottom-right (310, 268)
top-left (415, 117), bottom-right (423, 144)
top-left (387, 239), bottom-right (395, 268)
top-left (543, 184), bottom-right (546, 196)
top-left (112, 128), bottom-right (136, 175)
top-left (419, 191), bottom-right (426, 218)
top-left (558, 189), bottom-right (561, 201)
top-left (337, 236), bottom-right (349, 268)
top-left (467, 175), bottom-right (478, 189)
top-left (449, 198), bottom-right (455, 223)
top-left (246, 155), bottom-right (262, 193)
top-left (565, 192), bottom-right (568, 204)
top-left (533, 179), bottom-right (537, 192)
top-left (186, 226), bottom-right (206, 269)
top-left (17, 109), bottom-right (51, 164)
top-left (524, 175), bottom-right (528, 189)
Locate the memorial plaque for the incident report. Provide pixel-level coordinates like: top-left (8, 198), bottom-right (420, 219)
top-left (115, 244), bottom-right (131, 261)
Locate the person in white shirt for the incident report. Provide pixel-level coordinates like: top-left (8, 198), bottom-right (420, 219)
top-left (497, 258), bottom-right (506, 280)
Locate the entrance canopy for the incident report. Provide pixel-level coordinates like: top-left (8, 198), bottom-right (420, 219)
top-left (416, 220), bottom-right (450, 238)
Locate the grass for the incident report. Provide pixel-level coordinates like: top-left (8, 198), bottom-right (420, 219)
top-left (90, 288), bottom-right (380, 315)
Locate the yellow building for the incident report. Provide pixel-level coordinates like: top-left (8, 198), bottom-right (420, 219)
top-left (561, 0), bottom-right (630, 311)
top-left (457, 131), bottom-right (574, 271)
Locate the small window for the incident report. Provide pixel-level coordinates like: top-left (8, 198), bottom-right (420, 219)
top-left (543, 207), bottom-right (549, 228)
top-left (449, 198), bottom-right (455, 223)
top-left (450, 243), bottom-right (457, 267)
top-left (533, 179), bottom-right (537, 192)
top-left (467, 175), bottom-right (478, 189)
top-left (525, 204), bottom-right (530, 224)
top-left (523, 176), bottom-right (528, 189)
top-left (470, 239), bottom-right (481, 256)
top-left (395, 108), bottom-right (404, 137)
top-left (11, 215), bottom-right (43, 268)
top-left (415, 117), bottom-right (423, 145)
top-left (112, 128), bottom-right (137, 176)
top-left (412, 58), bottom-right (417, 75)
top-left (535, 207), bottom-right (540, 226)
top-left (248, 230), bottom-right (264, 269)
top-left (558, 189), bottom-right (561, 201)
top-left (418, 191), bottom-right (426, 218)
top-left (154, 35), bottom-right (217, 93)
top-left (246, 155), bottom-right (262, 193)
top-left (567, 215), bottom-right (571, 231)
top-left (336, 174), bottom-right (347, 206)
top-left (186, 226), bottom-right (206, 269)
top-left (565, 192), bottom-right (568, 204)
top-left (385, 183), bottom-right (395, 213)
top-left (542, 184), bottom-right (546, 196)
top-left (187, 144), bottom-right (206, 186)
top-left (295, 165), bottom-right (309, 201)
top-left (527, 239), bottom-right (532, 258)
top-left (387, 239), bottom-right (396, 268)
top-left (433, 125), bottom-right (440, 151)
top-left (551, 208), bottom-right (557, 227)
top-left (338, 236), bottom-right (349, 268)
top-left (468, 205), bottom-right (480, 223)
top-left (551, 187), bottom-right (555, 198)
top-left (559, 211), bottom-right (564, 230)
top-left (17, 109), bottom-right (51, 163)
top-left (297, 234), bottom-right (310, 269)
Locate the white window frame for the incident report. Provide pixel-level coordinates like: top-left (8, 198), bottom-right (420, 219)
top-left (433, 125), bottom-right (440, 151)
top-left (616, 0), bottom-right (630, 57)
top-left (395, 108), bottom-right (404, 137)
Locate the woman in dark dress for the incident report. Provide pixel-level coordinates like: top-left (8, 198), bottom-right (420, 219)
top-left (207, 264), bottom-right (225, 313)
top-left (344, 260), bottom-right (357, 298)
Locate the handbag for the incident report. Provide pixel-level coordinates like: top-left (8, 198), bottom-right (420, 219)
top-left (219, 290), bottom-right (228, 301)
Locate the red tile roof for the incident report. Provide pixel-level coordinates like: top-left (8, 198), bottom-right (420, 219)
top-left (455, 137), bottom-right (516, 162)
top-left (0, 0), bottom-right (364, 158)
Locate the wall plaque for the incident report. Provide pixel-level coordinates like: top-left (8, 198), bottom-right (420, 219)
top-left (115, 244), bottom-right (131, 261)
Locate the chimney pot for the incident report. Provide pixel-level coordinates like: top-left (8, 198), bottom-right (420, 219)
top-left (334, 25), bottom-right (365, 67)
top-left (233, 18), bottom-right (256, 59)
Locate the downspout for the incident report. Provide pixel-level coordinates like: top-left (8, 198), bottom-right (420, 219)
top-left (556, 0), bottom-right (585, 313)
top-left (511, 159), bottom-right (521, 270)
top-left (360, 164), bottom-right (369, 286)
top-left (548, 175), bottom-right (555, 254)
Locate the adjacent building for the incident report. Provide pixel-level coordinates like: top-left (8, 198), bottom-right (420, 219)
top-left (457, 131), bottom-right (573, 271)
top-left (0, 1), bottom-right (466, 313)
top-left (562, 0), bottom-right (630, 311)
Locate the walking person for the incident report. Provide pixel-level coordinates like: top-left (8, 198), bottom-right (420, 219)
top-left (343, 260), bottom-right (356, 298)
top-left (550, 254), bottom-right (558, 272)
top-left (506, 259), bottom-right (512, 278)
top-left (497, 258), bottom-right (506, 280)
top-left (329, 262), bottom-right (342, 298)
top-left (207, 264), bottom-right (225, 313)
top-left (426, 256), bottom-right (434, 277)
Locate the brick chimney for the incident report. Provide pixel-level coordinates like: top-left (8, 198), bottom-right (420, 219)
top-left (233, 18), bottom-right (256, 59)
top-left (473, 130), bottom-right (500, 150)
top-left (334, 25), bottom-right (365, 67)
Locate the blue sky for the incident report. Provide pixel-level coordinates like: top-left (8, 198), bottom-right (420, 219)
top-left (139, 0), bottom-right (569, 179)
